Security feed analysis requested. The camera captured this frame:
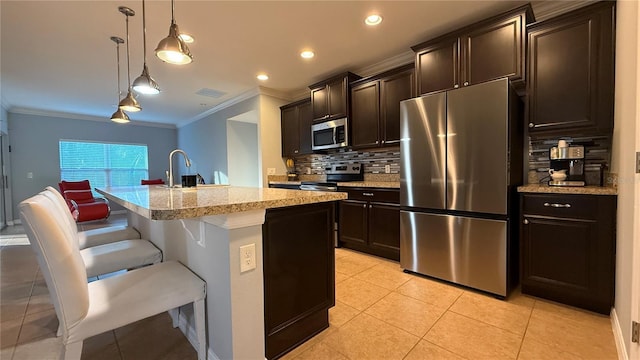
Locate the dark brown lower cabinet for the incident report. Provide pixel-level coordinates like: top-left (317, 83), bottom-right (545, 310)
top-left (263, 202), bottom-right (336, 359)
top-left (338, 188), bottom-right (400, 261)
top-left (520, 193), bottom-right (616, 314)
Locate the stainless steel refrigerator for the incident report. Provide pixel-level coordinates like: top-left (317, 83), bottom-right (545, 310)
top-left (399, 78), bottom-right (522, 297)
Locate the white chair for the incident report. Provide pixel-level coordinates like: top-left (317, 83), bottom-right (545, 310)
top-left (42, 187), bottom-right (162, 278)
top-left (19, 193), bottom-right (207, 360)
top-left (44, 186), bottom-right (141, 249)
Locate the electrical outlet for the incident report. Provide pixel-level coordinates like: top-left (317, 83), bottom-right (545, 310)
top-left (384, 165), bottom-right (391, 174)
top-left (27, 172), bottom-right (33, 179)
top-left (267, 168), bottom-right (276, 175)
top-left (239, 243), bottom-right (256, 273)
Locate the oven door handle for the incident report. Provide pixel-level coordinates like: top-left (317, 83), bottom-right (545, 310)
top-left (333, 127), bottom-right (337, 145)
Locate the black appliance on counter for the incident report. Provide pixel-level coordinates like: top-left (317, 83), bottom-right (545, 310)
top-left (548, 145), bottom-right (586, 186)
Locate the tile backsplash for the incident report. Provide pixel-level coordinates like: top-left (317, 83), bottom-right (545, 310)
top-left (527, 135), bottom-right (611, 186)
top-left (292, 146), bottom-right (400, 175)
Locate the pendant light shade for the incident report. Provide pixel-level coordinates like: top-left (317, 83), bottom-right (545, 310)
top-left (155, 0), bottom-right (193, 65)
top-left (109, 36), bottom-right (130, 124)
top-left (118, 6), bottom-right (141, 112)
top-left (133, 0), bottom-right (160, 95)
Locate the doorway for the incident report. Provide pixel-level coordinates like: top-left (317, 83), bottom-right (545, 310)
top-left (227, 111), bottom-right (259, 187)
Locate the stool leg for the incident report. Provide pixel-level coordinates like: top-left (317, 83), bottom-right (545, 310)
top-left (194, 299), bottom-right (206, 360)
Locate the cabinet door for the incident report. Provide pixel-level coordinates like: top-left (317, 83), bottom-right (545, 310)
top-left (311, 86), bottom-right (329, 121)
top-left (415, 36), bottom-right (460, 95)
top-left (526, 2), bottom-right (614, 136)
top-left (281, 106), bottom-right (299, 157)
top-left (338, 200), bottom-right (367, 245)
top-left (368, 202), bottom-right (400, 260)
top-left (297, 100), bottom-right (313, 155)
top-left (328, 78), bottom-right (348, 119)
top-left (380, 69), bottom-right (414, 145)
top-left (351, 81), bottom-right (380, 148)
top-left (462, 13), bottom-right (524, 86)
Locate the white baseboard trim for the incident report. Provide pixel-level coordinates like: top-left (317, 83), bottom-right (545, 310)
top-left (10, 219), bottom-right (19, 225)
top-left (169, 309), bottom-right (221, 360)
top-left (110, 209), bottom-right (127, 215)
top-left (611, 308), bottom-right (629, 360)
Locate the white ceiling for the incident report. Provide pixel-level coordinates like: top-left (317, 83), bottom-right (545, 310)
top-left (1, 1), bottom-right (584, 128)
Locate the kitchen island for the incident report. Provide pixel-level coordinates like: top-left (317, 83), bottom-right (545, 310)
top-left (96, 185), bottom-right (347, 360)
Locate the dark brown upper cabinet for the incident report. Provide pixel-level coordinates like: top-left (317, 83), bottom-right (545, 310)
top-left (280, 98), bottom-right (312, 157)
top-left (412, 4), bottom-right (533, 96)
top-left (309, 72), bottom-right (361, 122)
top-left (351, 64), bottom-right (415, 149)
top-left (526, 1), bottom-right (615, 137)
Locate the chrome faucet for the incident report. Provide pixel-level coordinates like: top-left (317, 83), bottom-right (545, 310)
top-left (168, 149), bottom-right (192, 187)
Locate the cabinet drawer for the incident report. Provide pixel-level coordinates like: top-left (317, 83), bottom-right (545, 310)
top-left (522, 194), bottom-right (597, 220)
top-left (341, 188), bottom-right (399, 204)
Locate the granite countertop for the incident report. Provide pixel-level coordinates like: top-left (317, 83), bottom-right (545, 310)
top-left (517, 184), bottom-right (617, 195)
top-left (268, 181), bottom-right (400, 189)
top-left (96, 185), bottom-right (347, 220)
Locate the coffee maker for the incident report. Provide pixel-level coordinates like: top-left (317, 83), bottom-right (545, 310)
top-left (548, 145), bottom-right (585, 186)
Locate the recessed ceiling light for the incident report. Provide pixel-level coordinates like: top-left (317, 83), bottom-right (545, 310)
top-left (300, 50), bottom-right (315, 59)
top-left (179, 33), bottom-right (194, 43)
top-left (365, 14), bottom-right (383, 26)
top-left (257, 73), bottom-right (269, 81)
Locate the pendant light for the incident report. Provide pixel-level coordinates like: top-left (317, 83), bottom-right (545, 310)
top-left (132, 0), bottom-right (160, 95)
top-left (109, 36), bottom-right (130, 124)
top-left (118, 6), bottom-right (141, 112)
top-left (155, 0), bottom-right (193, 65)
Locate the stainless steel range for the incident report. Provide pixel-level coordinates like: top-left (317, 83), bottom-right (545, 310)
top-left (299, 163), bottom-right (363, 191)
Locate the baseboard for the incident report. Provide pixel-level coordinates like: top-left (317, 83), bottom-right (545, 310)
top-left (10, 219), bottom-right (18, 226)
top-left (611, 307), bottom-right (629, 360)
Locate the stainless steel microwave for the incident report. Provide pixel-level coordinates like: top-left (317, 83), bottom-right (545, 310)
top-left (311, 118), bottom-right (349, 151)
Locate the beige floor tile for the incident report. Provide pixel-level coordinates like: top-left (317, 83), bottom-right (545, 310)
top-left (12, 336), bottom-right (62, 360)
top-left (25, 281), bottom-right (54, 316)
top-left (1, 317), bottom-right (22, 350)
top-left (334, 248), bottom-right (351, 260)
top-left (281, 326), bottom-right (337, 360)
top-left (396, 277), bottom-right (463, 309)
top-left (353, 264), bottom-right (412, 290)
top-left (0, 283), bottom-right (31, 322)
top-left (448, 291), bottom-right (532, 335)
top-left (17, 308), bottom-right (58, 344)
top-left (334, 272), bottom-right (350, 285)
top-left (82, 331), bottom-right (121, 360)
top-left (329, 301), bottom-right (360, 328)
top-left (115, 312), bottom-right (196, 360)
top-left (365, 292), bottom-right (445, 337)
top-left (425, 311), bottom-right (522, 360)
top-left (525, 304), bottom-right (617, 359)
top-left (517, 336), bottom-right (583, 360)
top-left (295, 342), bottom-right (349, 360)
top-left (335, 254), bottom-right (379, 277)
top-left (404, 339), bottom-right (466, 360)
top-left (322, 313), bottom-right (419, 360)
top-left (1, 346), bottom-right (15, 360)
top-left (533, 299), bottom-right (611, 329)
top-left (335, 277), bottom-right (390, 311)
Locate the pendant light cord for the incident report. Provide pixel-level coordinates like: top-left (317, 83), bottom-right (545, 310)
top-left (142, 0), bottom-right (147, 64)
top-left (116, 43), bottom-right (121, 101)
top-left (125, 13), bottom-right (132, 88)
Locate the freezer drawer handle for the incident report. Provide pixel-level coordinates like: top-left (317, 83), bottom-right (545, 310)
top-left (523, 219), bottom-right (529, 225)
top-left (543, 202), bottom-right (571, 208)
top-left (362, 192), bottom-right (374, 196)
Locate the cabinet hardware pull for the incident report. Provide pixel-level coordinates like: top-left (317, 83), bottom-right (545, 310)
top-left (362, 204), bottom-right (367, 209)
top-left (375, 140), bottom-right (379, 144)
top-left (324, 114), bottom-right (329, 119)
top-left (528, 122), bottom-right (535, 128)
top-left (543, 202), bottom-right (571, 208)
top-left (464, 81), bottom-right (469, 86)
top-left (294, 150), bottom-right (298, 154)
top-left (381, 140), bottom-right (385, 144)
top-left (362, 192), bottom-right (374, 196)
top-left (454, 84), bottom-right (459, 88)
top-left (523, 219), bottom-right (529, 225)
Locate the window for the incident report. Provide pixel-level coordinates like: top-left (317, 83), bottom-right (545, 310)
top-left (59, 140), bottom-right (148, 189)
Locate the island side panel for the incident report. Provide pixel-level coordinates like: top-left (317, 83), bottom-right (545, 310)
top-left (262, 202), bottom-right (336, 359)
top-left (128, 210), bottom-right (266, 360)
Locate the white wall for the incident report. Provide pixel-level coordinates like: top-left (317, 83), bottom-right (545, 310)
top-left (227, 119), bottom-right (259, 187)
top-left (611, 0), bottom-right (640, 357)
top-left (258, 95), bottom-right (289, 187)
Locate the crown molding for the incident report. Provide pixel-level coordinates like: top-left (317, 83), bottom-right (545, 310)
top-left (8, 107), bottom-right (176, 129)
top-left (182, 87), bottom-right (262, 128)
top-left (257, 86), bottom-right (294, 102)
top-left (530, 1), bottom-right (592, 22)
top-left (352, 50), bottom-right (415, 79)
